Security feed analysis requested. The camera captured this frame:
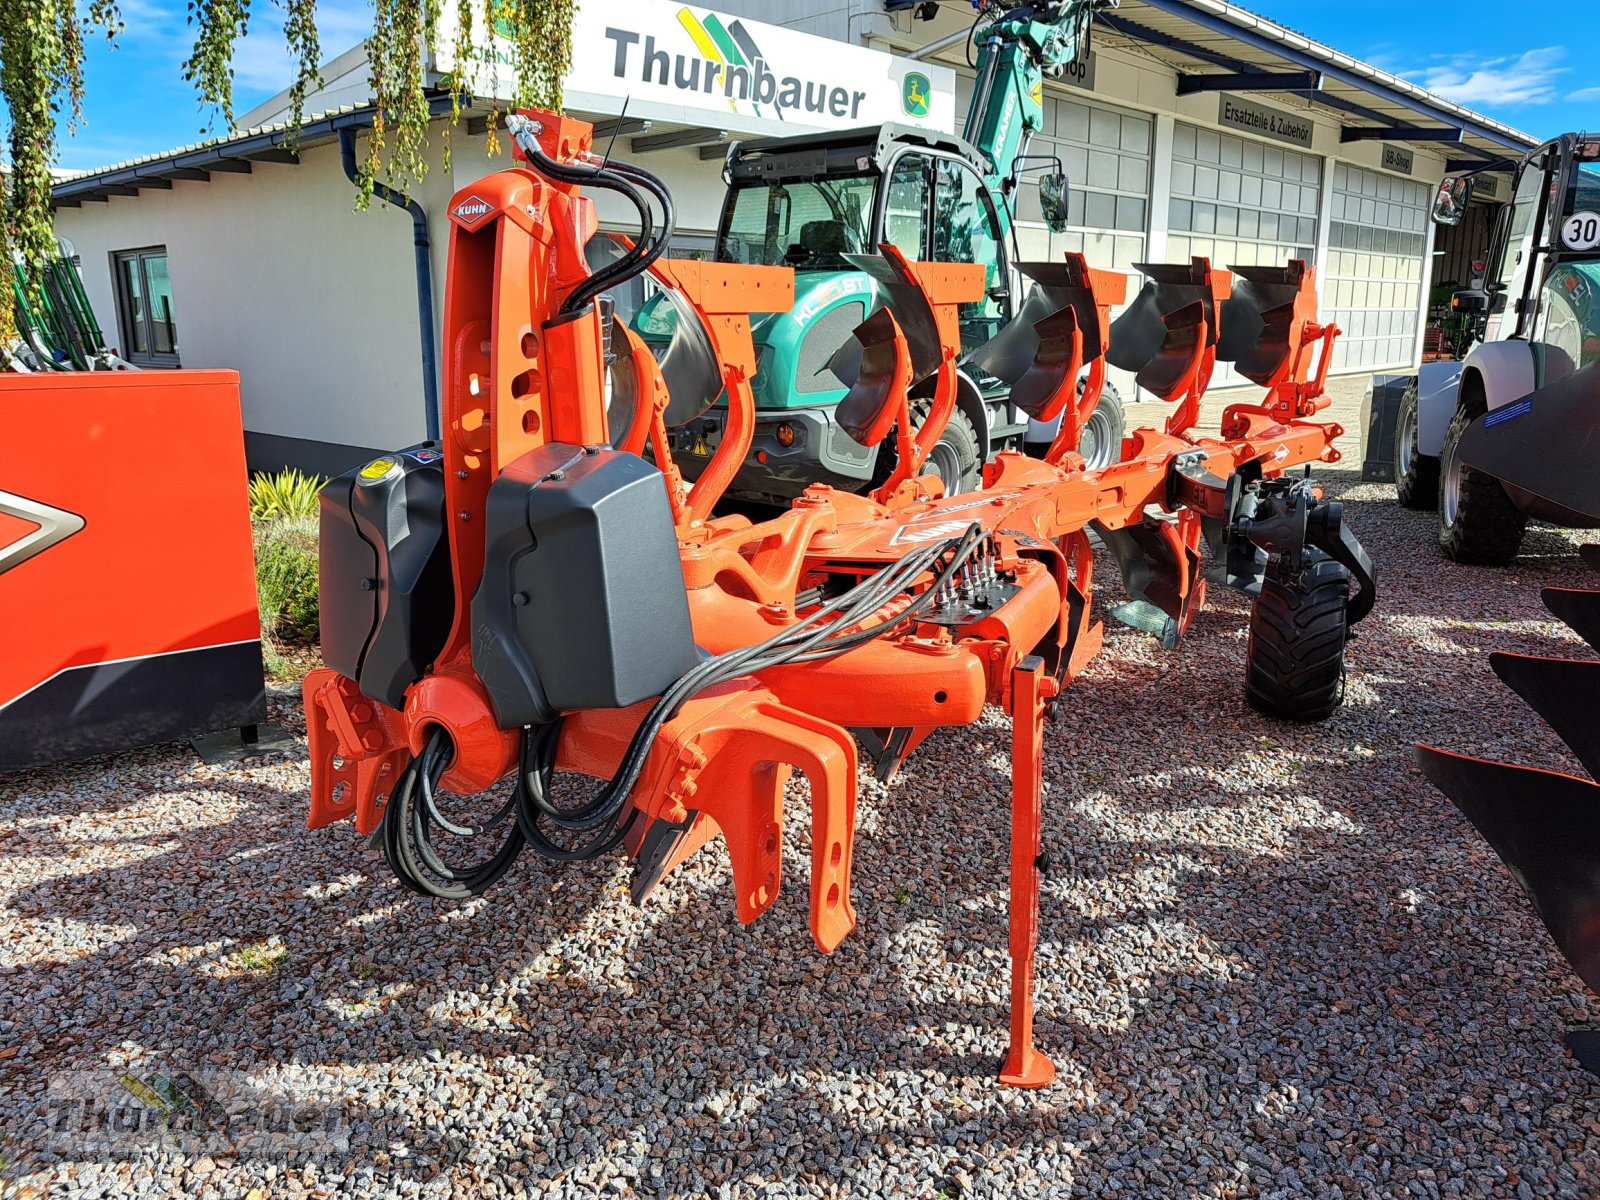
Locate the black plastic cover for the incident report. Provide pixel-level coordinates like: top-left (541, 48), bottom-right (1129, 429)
top-left (472, 442), bottom-right (699, 728)
top-left (318, 443), bottom-right (454, 709)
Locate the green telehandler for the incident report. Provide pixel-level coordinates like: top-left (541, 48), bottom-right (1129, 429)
top-left (631, 0), bottom-right (1120, 507)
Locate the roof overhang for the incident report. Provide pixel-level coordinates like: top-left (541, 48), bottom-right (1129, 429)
top-left (1097, 0), bottom-right (1537, 169)
top-left (51, 94), bottom-right (469, 207)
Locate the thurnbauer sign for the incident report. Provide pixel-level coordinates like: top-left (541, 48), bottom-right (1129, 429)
top-left (433, 0), bottom-right (958, 137)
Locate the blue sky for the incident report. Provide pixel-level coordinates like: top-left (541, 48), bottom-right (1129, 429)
top-left (41, 0), bottom-right (1597, 172)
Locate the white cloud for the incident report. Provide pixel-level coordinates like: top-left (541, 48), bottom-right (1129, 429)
top-left (229, 0), bottom-right (374, 92)
top-left (1570, 86), bottom-right (1600, 102)
top-left (1413, 45), bottom-right (1567, 107)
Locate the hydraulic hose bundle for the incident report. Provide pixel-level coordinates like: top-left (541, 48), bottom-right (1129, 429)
top-left (382, 525), bottom-right (986, 898)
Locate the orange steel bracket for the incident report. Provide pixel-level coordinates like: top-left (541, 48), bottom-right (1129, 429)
top-left (1000, 655), bottom-right (1058, 1087)
top-left (872, 250), bottom-right (986, 505)
top-left (559, 681), bottom-right (859, 952)
top-left (1041, 256), bottom-right (1127, 466)
top-left (1164, 267), bottom-right (1233, 440)
top-left (651, 258), bottom-right (794, 526)
top-left (304, 668), bottom-right (410, 835)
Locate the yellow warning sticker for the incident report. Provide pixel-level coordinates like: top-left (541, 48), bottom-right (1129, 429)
top-left (360, 457), bottom-right (398, 481)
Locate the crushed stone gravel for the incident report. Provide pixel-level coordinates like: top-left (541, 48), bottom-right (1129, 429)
top-left (3, 468), bottom-right (1600, 1199)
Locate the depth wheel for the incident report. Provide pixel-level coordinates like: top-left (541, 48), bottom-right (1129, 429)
top-left (1393, 379), bottom-right (1439, 510)
top-left (1245, 550), bottom-right (1350, 722)
top-left (1438, 405), bottom-right (1526, 565)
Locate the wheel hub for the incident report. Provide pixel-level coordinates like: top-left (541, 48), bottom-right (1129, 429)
top-left (1397, 404), bottom-right (1415, 476)
top-left (1442, 441), bottom-right (1462, 526)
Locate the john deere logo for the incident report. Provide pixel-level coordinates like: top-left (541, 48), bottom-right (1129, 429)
top-left (450, 194), bottom-right (494, 227)
top-left (902, 72), bottom-right (931, 117)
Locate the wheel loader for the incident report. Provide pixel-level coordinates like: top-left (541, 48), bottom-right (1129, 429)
top-left (632, 0), bottom-right (1126, 507)
top-left (1394, 132), bottom-right (1600, 563)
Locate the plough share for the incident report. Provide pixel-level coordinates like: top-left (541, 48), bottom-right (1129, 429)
top-left (304, 111), bottom-right (1375, 1085)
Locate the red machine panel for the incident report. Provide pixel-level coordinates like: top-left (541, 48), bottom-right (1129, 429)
top-left (0, 370), bottom-right (265, 770)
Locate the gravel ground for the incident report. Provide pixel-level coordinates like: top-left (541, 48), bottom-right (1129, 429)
top-left (5, 466), bottom-right (1600, 1198)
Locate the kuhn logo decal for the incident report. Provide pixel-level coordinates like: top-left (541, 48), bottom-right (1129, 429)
top-left (0, 489), bottom-right (86, 576)
top-left (451, 195), bottom-right (494, 226)
top-left (890, 519), bottom-right (979, 546)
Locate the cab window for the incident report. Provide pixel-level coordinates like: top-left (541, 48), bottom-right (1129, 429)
top-left (883, 153), bottom-right (931, 260)
top-left (932, 158), bottom-right (1007, 355)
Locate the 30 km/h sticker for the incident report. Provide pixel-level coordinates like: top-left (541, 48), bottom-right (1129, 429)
top-left (1562, 211), bottom-right (1600, 251)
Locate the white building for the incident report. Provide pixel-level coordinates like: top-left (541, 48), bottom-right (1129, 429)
top-left (50, 0), bottom-right (1535, 474)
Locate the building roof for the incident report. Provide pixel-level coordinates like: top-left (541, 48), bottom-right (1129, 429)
top-left (1099, 0), bottom-right (1537, 168)
top-left (50, 95), bottom-right (469, 206)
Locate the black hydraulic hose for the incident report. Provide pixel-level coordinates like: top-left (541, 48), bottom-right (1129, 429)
top-left (513, 527), bottom-right (986, 861)
top-left (505, 116), bottom-right (675, 315)
top-left (339, 127), bottom-right (440, 441)
top-left (381, 727), bottom-right (526, 899)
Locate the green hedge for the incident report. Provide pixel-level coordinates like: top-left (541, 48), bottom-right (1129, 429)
top-left (255, 514), bottom-right (320, 651)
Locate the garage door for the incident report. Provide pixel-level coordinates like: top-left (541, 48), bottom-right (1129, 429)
top-left (1326, 163), bottom-right (1430, 370)
top-left (1166, 123), bottom-right (1320, 272)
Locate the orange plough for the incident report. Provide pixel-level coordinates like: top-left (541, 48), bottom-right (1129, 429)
top-left (304, 110), bottom-right (1375, 1085)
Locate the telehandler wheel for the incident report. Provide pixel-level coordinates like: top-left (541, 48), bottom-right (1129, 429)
top-left (1438, 405), bottom-right (1526, 565)
top-left (1393, 380), bottom-right (1439, 510)
top-left (876, 401), bottom-right (981, 496)
top-left (1245, 549), bottom-right (1350, 722)
top-left (1078, 380), bottom-right (1126, 470)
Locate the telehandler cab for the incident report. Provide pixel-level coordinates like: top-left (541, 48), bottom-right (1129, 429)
top-left (1395, 132), bottom-right (1600, 563)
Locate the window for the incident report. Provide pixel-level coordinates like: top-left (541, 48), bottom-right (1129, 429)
top-left (883, 153), bottom-right (931, 260)
top-left (718, 175), bottom-right (877, 270)
top-left (932, 157), bottom-right (1007, 355)
top-left (112, 247), bottom-right (179, 366)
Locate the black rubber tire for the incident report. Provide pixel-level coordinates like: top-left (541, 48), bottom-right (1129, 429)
top-left (1438, 405), bottom-right (1526, 565)
top-left (876, 402), bottom-right (982, 496)
top-left (1393, 379), bottom-right (1439, 510)
top-left (1245, 550), bottom-right (1350, 722)
top-left (1078, 379), bottom-right (1126, 469)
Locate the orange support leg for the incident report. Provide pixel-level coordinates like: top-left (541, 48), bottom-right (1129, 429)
top-left (1000, 655), bottom-right (1057, 1088)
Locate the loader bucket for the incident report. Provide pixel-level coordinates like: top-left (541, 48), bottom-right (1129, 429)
top-left (964, 256), bottom-right (1110, 387)
top-left (1453, 361), bottom-right (1600, 527)
top-left (1215, 263), bottom-right (1310, 385)
top-left (836, 307), bottom-right (910, 448)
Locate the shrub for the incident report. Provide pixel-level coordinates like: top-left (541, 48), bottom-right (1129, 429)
top-left (248, 468), bottom-right (325, 522)
top-left (255, 514), bottom-right (320, 650)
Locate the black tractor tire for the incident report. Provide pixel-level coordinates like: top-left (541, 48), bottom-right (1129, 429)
top-left (1077, 379), bottom-right (1126, 470)
top-left (1393, 379), bottom-right (1439, 510)
top-left (1438, 405), bottom-right (1526, 565)
top-left (1245, 549), bottom-right (1351, 722)
top-left (876, 401), bottom-right (982, 496)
